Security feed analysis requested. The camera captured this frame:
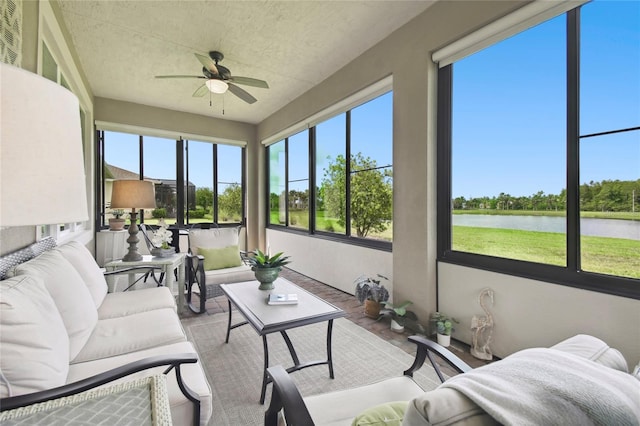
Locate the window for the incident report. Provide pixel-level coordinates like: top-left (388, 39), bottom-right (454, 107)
top-left (437, 1), bottom-right (639, 298)
top-left (98, 131), bottom-right (245, 228)
top-left (267, 88), bottom-right (393, 249)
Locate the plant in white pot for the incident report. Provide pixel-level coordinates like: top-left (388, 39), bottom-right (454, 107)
top-left (354, 274), bottom-right (390, 319)
top-left (378, 301), bottom-right (426, 334)
top-left (430, 312), bottom-right (458, 347)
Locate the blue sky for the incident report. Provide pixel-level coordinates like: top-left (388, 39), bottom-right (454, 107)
top-left (452, 0), bottom-right (639, 199)
top-left (107, 1), bottom-right (637, 200)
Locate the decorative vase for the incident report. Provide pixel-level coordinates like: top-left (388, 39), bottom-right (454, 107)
top-left (108, 218), bottom-right (125, 231)
top-left (151, 247), bottom-right (175, 257)
top-left (390, 319), bottom-right (405, 333)
top-left (253, 267), bottom-right (281, 290)
top-left (364, 300), bottom-right (382, 319)
top-left (437, 333), bottom-right (451, 347)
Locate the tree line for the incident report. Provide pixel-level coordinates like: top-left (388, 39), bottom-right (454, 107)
top-left (453, 179), bottom-right (640, 212)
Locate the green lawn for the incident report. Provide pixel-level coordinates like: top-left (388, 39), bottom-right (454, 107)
top-left (453, 226), bottom-right (640, 279)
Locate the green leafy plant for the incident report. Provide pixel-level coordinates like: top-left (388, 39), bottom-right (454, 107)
top-left (378, 301), bottom-right (415, 325)
top-left (354, 274), bottom-right (390, 304)
top-left (246, 249), bottom-right (291, 269)
top-left (430, 312), bottom-right (459, 336)
top-left (110, 209), bottom-right (125, 219)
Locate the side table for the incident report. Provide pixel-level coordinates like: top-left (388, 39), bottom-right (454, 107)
top-left (105, 253), bottom-right (186, 314)
top-left (0, 375), bottom-right (172, 425)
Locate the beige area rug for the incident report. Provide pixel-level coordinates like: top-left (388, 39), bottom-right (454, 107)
top-left (182, 314), bottom-right (442, 426)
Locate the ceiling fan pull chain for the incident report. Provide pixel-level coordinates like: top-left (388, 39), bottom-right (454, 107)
top-left (222, 95), bottom-right (225, 115)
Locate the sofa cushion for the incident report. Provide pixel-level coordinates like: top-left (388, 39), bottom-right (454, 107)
top-left (67, 341), bottom-right (212, 426)
top-left (352, 401), bottom-right (407, 426)
top-left (54, 240), bottom-right (108, 308)
top-left (199, 245), bottom-right (243, 270)
top-left (0, 275), bottom-right (69, 397)
top-left (9, 249), bottom-right (98, 361)
top-left (98, 286), bottom-right (177, 319)
top-left (188, 227), bottom-right (239, 255)
top-left (72, 307), bottom-right (187, 363)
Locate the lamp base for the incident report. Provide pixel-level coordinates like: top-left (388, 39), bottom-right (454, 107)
top-left (122, 211), bottom-right (142, 262)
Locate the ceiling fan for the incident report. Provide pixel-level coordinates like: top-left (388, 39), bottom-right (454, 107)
top-left (155, 51), bottom-right (269, 104)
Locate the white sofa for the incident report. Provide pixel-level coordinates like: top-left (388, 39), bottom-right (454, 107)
top-left (266, 334), bottom-right (640, 425)
top-left (0, 239), bottom-right (212, 425)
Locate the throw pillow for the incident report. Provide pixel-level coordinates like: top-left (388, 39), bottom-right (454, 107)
top-left (189, 227), bottom-right (240, 255)
top-left (54, 240), bottom-right (108, 308)
top-left (199, 245), bottom-right (243, 270)
top-left (8, 249), bottom-right (99, 361)
top-left (351, 401), bottom-right (407, 426)
top-left (0, 275), bottom-right (69, 398)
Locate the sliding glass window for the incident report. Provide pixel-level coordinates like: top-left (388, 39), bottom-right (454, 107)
top-left (267, 89), bottom-right (393, 249)
top-left (437, 0), bottom-right (639, 298)
top-left (98, 131), bottom-right (245, 228)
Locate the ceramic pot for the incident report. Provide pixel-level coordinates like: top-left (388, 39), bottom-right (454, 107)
top-left (253, 267), bottom-right (281, 290)
top-left (151, 247), bottom-right (175, 257)
top-left (390, 319), bottom-right (405, 333)
top-left (437, 333), bottom-right (451, 347)
top-left (363, 300), bottom-right (382, 319)
top-left (108, 218), bottom-right (125, 231)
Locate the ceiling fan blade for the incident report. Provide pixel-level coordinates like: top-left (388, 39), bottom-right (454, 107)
top-left (229, 76), bottom-right (269, 89)
top-left (227, 83), bottom-right (257, 104)
top-left (155, 75), bottom-right (206, 79)
top-left (192, 84), bottom-right (208, 97)
top-left (194, 53), bottom-right (219, 76)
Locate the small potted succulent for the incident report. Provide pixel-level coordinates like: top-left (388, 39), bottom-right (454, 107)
top-left (246, 249), bottom-right (291, 290)
top-left (430, 312), bottom-right (459, 347)
top-left (354, 274), bottom-right (390, 319)
top-left (108, 209), bottom-right (126, 231)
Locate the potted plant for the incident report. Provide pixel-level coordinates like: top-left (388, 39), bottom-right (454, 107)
top-left (378, 301), bottom-right (427, 334)
top-left (246, 249), bottom-right (291, 290)
top-left (354, 274), bottom-right (389, 318)
top-left (108, 209), bottom-right (126, 231)
top-left (430, 312), bottom-right (458, 347)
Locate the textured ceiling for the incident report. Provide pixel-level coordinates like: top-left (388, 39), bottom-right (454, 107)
top-left (57, 1), bottom-right (434, 124)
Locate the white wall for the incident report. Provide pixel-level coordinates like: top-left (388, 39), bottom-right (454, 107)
top-left (266, 229), bottom-right (393, 296)
top-left (438, 262), bottom-right (640, 366)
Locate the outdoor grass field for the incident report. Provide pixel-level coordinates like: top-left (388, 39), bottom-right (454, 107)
top-left (454, 209), bottom-right (640, 221)
top-left (453, 226), bottom-right (640, 279)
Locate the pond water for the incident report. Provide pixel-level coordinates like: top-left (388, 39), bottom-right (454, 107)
top-left (452, 214), bottom-right (640, 241)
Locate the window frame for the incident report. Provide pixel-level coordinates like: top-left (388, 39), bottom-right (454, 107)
top-left (437, 7), bottom-right (639, 300)
top-left (266, 90), bottom-right (393, 252)
top-left (96, 131), bottom-right (246, 230)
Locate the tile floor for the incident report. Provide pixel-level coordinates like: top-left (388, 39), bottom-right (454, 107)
top-left (180, 267), bottom-right (493, 377)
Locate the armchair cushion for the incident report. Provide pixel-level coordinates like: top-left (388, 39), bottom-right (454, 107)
top-left (0, 275), bottom-right (69, 398)
top-left (188, 227), bottom-right (239, 255)
top-left (199, 245), bottom-right (243, 270)
top-left (8, 250), bottom-right (98, 361)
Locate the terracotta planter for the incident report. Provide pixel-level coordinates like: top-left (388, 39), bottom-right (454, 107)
top-left (108, 218), bottom-right (125, 231)
top-left (253, 267), bottom-right (281, 290)
top-left (364, 300), bottom-right (381, 319)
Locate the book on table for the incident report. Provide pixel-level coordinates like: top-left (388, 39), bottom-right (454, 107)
top-left (267, 293), bottom-right (298, 305)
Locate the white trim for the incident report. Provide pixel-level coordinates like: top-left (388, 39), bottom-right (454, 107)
top-left (432, 0), bottom-right (589, 67)
top-left (95, 121), bottom-right (247, 147)
top-left (261, 76), bottom-right (393, 146)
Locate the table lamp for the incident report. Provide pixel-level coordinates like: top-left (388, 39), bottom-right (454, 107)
top-left (0, 62), bottom-right (88, 227)
top-left (110, 180), bottom-right (156, 261)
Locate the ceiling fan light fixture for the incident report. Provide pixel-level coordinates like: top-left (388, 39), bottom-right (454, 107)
top-left (206, 79), bottom-right (228, 94)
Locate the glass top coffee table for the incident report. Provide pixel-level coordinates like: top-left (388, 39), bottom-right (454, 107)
top-left (220, 277), bottom-right (346, 404)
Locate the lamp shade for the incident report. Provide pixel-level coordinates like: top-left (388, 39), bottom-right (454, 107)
top-left (205, 79), bottom-right (228, 94)
top-left (110, 180), bottom-right (156, 210)
top-left (0, 63), bottom-right (89, 226)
